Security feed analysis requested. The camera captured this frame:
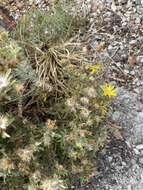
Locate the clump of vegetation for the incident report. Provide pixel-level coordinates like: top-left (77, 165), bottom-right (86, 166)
top-left (15, 5), bottom-right (82, 45)
top-left (0, 5), bottom-right (117, 190)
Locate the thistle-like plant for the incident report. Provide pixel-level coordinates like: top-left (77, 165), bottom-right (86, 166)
top-left (0, 5), bottom-right (117, 190)
top-left (40, 177), bottom-right (66, 190)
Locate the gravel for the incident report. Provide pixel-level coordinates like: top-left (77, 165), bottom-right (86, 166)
top-left (77, 86), bottom-right (143, 190)
top-left (1, 0), bottom-right (143, 189)
top-left (77, 0), bottom-right (143, 189)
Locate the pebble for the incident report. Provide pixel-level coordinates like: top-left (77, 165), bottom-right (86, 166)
top-left (133, 78), bottom-right (139, 84)
top-left (133, 148), bottom-right (140, 155)
top-left (130, 70), bottom-right (135, 75)
top-left (136, 144), bottom-right (143, 150)
top-left (116, 62), bottom-right (121, 67)
top-left (136, 56), bottom-right (143, 64)
top-left (124, 69), bottom-right (129, 75)
top-left (129, 39), bottom-right (137, 45)
top-left (122, 161), bottom-right (127, 166)
top-left (134, 88), bottom-right (140, 94)
top-left (136, 81), bottom-right (141, 86)
top-left (135, 17), bottom-right (141, 24)
top-left (112, 111), bottom-right (121, 122)
top-left (138, 36), bottom-right (143, 42)
top-left (108, 156), bottom-right (113, 162)
top-left (127, 185), bottom-right (132, 190)
top-left (139, 158), bottom-right (143, 164)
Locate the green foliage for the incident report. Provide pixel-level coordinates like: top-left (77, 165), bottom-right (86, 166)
top-left (15, 5), bottom-right (81, 46)
top-left (0, 6), bottom-right (115, 190)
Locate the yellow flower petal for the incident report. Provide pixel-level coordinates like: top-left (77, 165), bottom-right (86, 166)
top-left (102, 84), bottom-right (117, 98)
top-left (88, 64), bottom-right (101, 74)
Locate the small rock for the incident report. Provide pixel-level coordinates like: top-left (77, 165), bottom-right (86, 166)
top-left (134, 88), bottom-right (140, 94)
top-left (122, 161), bottom-right (127, 166)
top-left (112, 111), bottom-right (121, 122)
top-left (129, 39), bottom-right (137, 45)
top-left (136, 144), bottom-right (143, 150)
top-left (137, 37), bottom-right (143, 43)
top-left (139, 158), bottom-right (143, 164)
top-left (127, 185), bottom-right (132, 190)
top-left (124, 69), bottom-right (129, 75)
top-left (108, 156), bottom-right (113, 162)
top-left (130, 70), bottom-right (135, 75)
top-left (136, 56), bottom-right (143, 64)
top-left (136, 81), bottom-right (141, 86)
top-left (116, 62), bottom-right (121, 67)
top-left (135, 17), bottom-right (141, 24)
top-left (133, 148), bottom-right (140, 155)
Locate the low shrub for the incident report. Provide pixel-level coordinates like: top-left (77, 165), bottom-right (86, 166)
top-left (0, 5), bottom-right (116, 190)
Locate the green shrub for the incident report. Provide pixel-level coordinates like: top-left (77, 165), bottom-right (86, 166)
top-left (0, 6), bottom-right (116, 190)
top-left (15, 5), bottom-right (82, 46)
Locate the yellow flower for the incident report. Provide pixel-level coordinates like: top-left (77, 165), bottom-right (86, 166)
top-left (102, 84), bottom-right (117, 98)
top-left (88, 64), bottom-right (101, 74)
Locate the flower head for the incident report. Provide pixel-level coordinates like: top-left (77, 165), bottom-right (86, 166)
top-left (101, 83), bottom-right (117, 98)
top-left (0, 74), bottom-right (9, 90)
top-left (66, 97), bottom-right (76, 112)
top-left (18, 162), bottom-right (30, 175)
top-left (46, 119), bottom-right (56, 129)
top-left (31, 170), bottom-right (41, 183)
top-left (88, 64), bottom-right (101, 74)
top-left (0, 70), bottom-right (12, 91)
top-left (0, 115), bottom-right (11, 138)
top-left (83, 87), bottom-right (97, 98)
top-left (40, 177), bottom-right (66, 190)
top-left (0, 115), bottom-right (9, 130)
top-left (16, 147), bottom-right (34, 163)
top-left (0, 158), bottom-right (14, 173)
top-left (80, 107), bottom-right (90, 118)
top-left (80, 97), bottom-right (89, 106)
